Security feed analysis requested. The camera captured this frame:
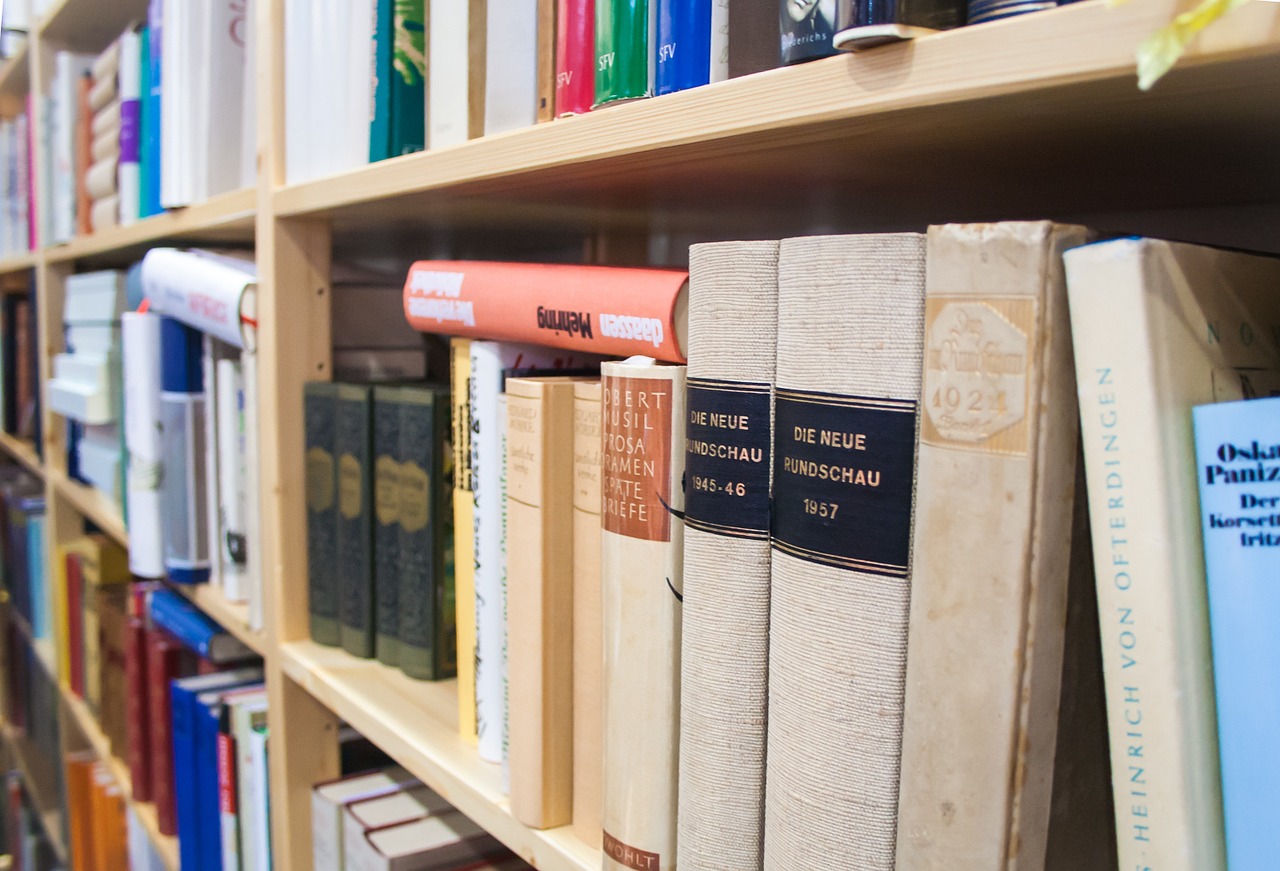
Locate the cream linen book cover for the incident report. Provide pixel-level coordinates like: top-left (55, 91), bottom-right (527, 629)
top-left (678, 240), bottom-right (778, 871)
top-left (895, 222), bottom-right (1089, 871)
top-left (451, 338), bottom-right (479, 744)
top-left (505, 375), bottom-right (584, 828)
top-left (601, 358), bottom-right (686, 871)
top-left (428, 0), bottom-right (487, 148)
top-left (765, 233), bottom-right (924, 871)
top-left (571, 379), bottom-right (603, 847)
top-left (1065, 237), bottom-right (1280, 871)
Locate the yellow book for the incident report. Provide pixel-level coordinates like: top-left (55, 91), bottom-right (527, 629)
top-left (54, 543), bottom-right (71, 689)
top-left (66, 534), bottom-right (130, 715)
top-left (451, 337), bottom-right (478, 744)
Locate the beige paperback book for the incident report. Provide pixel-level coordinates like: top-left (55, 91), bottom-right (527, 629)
top-left (572, 379), bottom-right (604, 847)
top-left (765, 233), bottom-right (924, 871)
top-left (601, 358), bottom-right (687, 871)
top-left (895, 222), bottom-right (1089, 870)
top-left (1065, 237), bottom-right (1280, 871)
top-left (678, 240), bottom-right (779, 871)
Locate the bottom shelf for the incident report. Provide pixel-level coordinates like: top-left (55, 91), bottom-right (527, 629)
top-left (0, 723), bottom-right (67, 865)
top-left (280, 640), bottom-right (601, 871)
top-left (59, 688), bottom-right (179, 871)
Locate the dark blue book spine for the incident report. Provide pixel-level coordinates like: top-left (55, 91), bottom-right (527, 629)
top-left (196, 698), bottom-right (224, 871)
top-left (656, 0), bottom-right (713, 95)
top-left (149, 589), bottom-right (220, 658)
top-left (171, 681), bottom-right (202, 871)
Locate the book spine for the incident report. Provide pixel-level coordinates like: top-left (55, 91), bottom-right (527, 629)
top-left (833, 0), bottom-right (965, 33)
top-left (123, 312), bottom-right (165, 578)
top-left (1194, 396), bottom-right (1280, 869)
top-left (483, 0), bottom-right (539, 136)
top-left (373, 385), bottom-right (403, 667)
top-left (204, 336), bottom-right (225, 589)
top-left (67, 552), bottom-right (85, 697)
top-left (369, 0), bottom-right (394, 162)
top-left (218, 728), bottom-right (240, 871)
top-left (390, 0), bottom-right (427, 155)
top-left (600, 360), bottom-right (685, 871)
top-left (118, 28), bottom-right (142, 226)
top-left (150, 633), bottom-right (182, 836)
top-left (148, 589), bottom-right (219, 658)
top-left (75, 73), bottom-right (92, 235)
top-left (765, 233), bottom-right (924, 871)
top-left (215, 357), bottom-right (248, 601)
top-left (452, 338), bottom-right (479, 741)
top-left (139, 248), bottom-right (253, 348)
top-left (305, 383), bottom-right (341, 646)
top-left (677, 240), bottom-right (777, 871)
top-left (709, 0), bottom-right (727, 81)
top-left (402, 259), bottom-right (689, 362)
top-left (595, 0), bottom-right (653, 105)
top-left (779, 0), bottom-right (836, 64)
top-left (536, 0), bottom-right (558, 122)
top-left (196, 699), bottom-right (226, 871)
top-left (571, 380), bottom-right (603, 847)
top-left (337, 384), bottom-right (376, 659)
top-left (125, 613), bottom-right (153, 802)
top-left (506, 377), bottom-right (577, 829)
top-left (472, 345), bottom-right (507, 760)
top-left (655, 0), bottom-right (712, 95)
top-left (427, 0), bottom-right (476, 148)
top-left (159, 317), bottom-right (212, 584)
top-left (143, 5), bottom-right (163, 217)
top-left (398, 386), bottom-right (455, 680)
top-left (895, 222), bottom-right (1088, 871)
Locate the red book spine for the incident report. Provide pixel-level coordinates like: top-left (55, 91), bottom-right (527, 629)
top-left (147, 630), bottom-right (181, 835)
top-left (67, 553), bottom-right (85, 697)
top-left (555, 0), bottom-right (595, 117)
top-left (125, 614), bottom-right (152, 802)
top-left (217, 732), bottom-right (237, 817)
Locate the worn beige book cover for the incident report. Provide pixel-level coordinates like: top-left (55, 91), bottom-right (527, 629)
top-left (572, 379), bottom-right (604, 847)
top-left (601, 359), bottom-right (686, 871)
top-left (1065, 237), bottom-right (1280, 871)
top-left (895, 222), bottom-right (1089, 871)
top-left (451, 337), bottom-right (478, 744)
top-left (505, 375), bottom-right (581, 829)
top-left (678, 240), bottom-right (778, 871)
top-left (765, 233), bottom-right (924, 871)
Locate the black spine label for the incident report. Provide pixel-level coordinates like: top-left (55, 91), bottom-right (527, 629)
top-left (772, 388), bottom-right (917, 577)
top-left (684, 378), bottom-right (771, 539)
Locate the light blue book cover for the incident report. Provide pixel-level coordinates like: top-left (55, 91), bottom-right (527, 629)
top-left (1193, 394), bottom-right (1280, 871)
top-left (26, 514), bottom-right (46, 638)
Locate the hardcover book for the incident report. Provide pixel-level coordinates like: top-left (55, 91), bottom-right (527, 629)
top-left (373, 385), bottom-right (404, 667)
top-left (595, 0), bottom-right (657, 105)
top-left (765, 233), bottom-right (924, 871)
top-left (338, 383), bottom-right (376, 658)
top-left (655, 0), bottom-right (728, 95)
top-left (305, 382), bottom-right (342, 646)
top-left (780, 0), bottom-right (836, 64)
top-left (1065, 237), bottom-right (1280, 871)
top-left (451, 338), bottom-right (479, 741)
top-left (677, 240), bottom-right (778, 871)
top-left (427, 0), bottom-right (487, 148)
top-left (600, 358), bottom-right (686, 871)
top-left (572, 379), bottom-right (603, 847)
top-left (895, 222), bottom-right (1090, 871)
top-left (555, 0), bottom-right (596, 116)
top-left (370, 0), bottom-right (427, 161)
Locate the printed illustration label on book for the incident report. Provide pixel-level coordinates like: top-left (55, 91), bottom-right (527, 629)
top-left (399, 461), bottom-right (431, 533)
top-left (375, 455), bottom-right (401, 526)
top-left (922, 297), bottom-right (1034, 455)
top-left (307, 448), bottom-right (334, 511)
top-left (338, 454), bottom-right (363, 519)
top-left (773, 388), bottom-right (917, 576)
top-left (685, 378), bottom-right (770, 539)
top-left (603, 376), bottom-right (674, 542)
top-left (604, 830), bottom-right (661, 871)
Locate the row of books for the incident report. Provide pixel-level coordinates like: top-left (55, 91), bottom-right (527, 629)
top-left (311, 767), bottom-right (535, 871)
top-left (4, 772), bottom-right (62, 871)
top-left (294, 227), bottom-right (1274, 870)
top-left (0, 468), bottom-right (46, 648)
top-left (40, 2), bottom-right (255, 247)
top-left (0, 113), bottom-right (31, 259)
top-left (1, 283), bottom-right (39, 445)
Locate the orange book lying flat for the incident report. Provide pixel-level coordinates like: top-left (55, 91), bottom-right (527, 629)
top-left (402, 261), bottom-right (690, 363)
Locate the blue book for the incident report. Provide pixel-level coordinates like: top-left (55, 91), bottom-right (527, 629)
top-left (1193, 395), bottom-right (1280, 871)
top-left (142, 4), bottom-right (163, 217)
top-left (655, 0), bottom-right (714, 96)
top-left (171, 669), bottom-right (264, 871)
top-left (26, 514), bottom-right (46, 638)
top-left (149, 588), bottom-right (256, 663)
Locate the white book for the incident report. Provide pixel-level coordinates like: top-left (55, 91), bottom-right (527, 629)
top-left (160, 0), bottom-right (184, 206)
top-left (141, 248), bottom-right (255, 347)
top-left (351, 812), bottom-right (502, 871)
top-left (483, 0), bottom-right (537, 136)
top-left (203, 0), bottom-right (247, 197)
top-left (283, 0), bottom-right (309, 182)
top-left (240, 0), bottom-right (258, 189)
top-left (342, 787), bottom-right (454, 870)
top-left (123, 311), bottom-right (165, 578)
top-left (65, 269), bottom-right (128, 321)
top-left (710, 0), bottom-right (729, 83)
top-left (248, 728), bottom-right (272, 871)
top-left (204, 334), bottom-right (226, 586)
top-left (312, 767), bottom-right (418, 871)
top-left (52, 51), bottom-right (94, 243)
top-left (427, 0), bottom-right (473, 149)
top-left (341, 0), bottom-right (375, 172)
top-left (469, 340), bottom-right (602, 763)
top-left (225, 690), bottom-right (268, 871)
top-left (217, 356), bottom-right (248, 601)
top-left (119, 28), bottom-right (143, 225)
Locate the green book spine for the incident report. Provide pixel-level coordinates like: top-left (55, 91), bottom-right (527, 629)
top-left (369, 0), bottom-right (394, 162)
top-left (595, 0), bottom-right (653, 106)
top-left (391, 0), bottom-right (427, 157)
top-left (372, 385), bottom-right (402, 667)
top-left (336, 384), bottom-right (375, 658)
top-left (398, 385), bottom-right (456, 681)
top-left (304, 383), bottom-right (341, 646)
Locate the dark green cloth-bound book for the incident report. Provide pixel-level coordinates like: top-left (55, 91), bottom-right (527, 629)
top-left (305, 382), bottom-right (341, 646)
top-left (337, 384), bottom-right (376, 659)
top-left (397, 384), bottom-right (456, 681)
top-left (372, 385), bottom-right (404, 667)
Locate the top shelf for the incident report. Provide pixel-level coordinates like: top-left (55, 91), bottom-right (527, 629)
top-left (36, 0), bottom-right (147, 52)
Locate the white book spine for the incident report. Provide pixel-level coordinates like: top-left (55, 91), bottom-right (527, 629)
top-left (217, 357), bottom-right (248, 601)
top-left (123, 312), bottom-right (166, 578)
top-left (204, 334), bottom-right (225, 586)
top-left (498, 390), bottom-right (510, 792)
top-left (118, 29), bottom-right (143, 226)
top-left (140, 248), bottom-right (253, 347)
top-left (283, 0), bottom-right (308, 182)
top-left (710, 0), bottom-right (729, 83)
top-left (240, 0), bottom-right (258, 189)
top-left (483, 0), bottom-right (537, 136)
top-left (427, 0), bottom-right (469, 149)
top-left (249, 729), bottom-right (271, 871)
top-left (204, 0), bottom-right (247, 197)
top-left (159, 0), bottom-right (182, 207)
top-left (342, 0), bottom-right (374, 171)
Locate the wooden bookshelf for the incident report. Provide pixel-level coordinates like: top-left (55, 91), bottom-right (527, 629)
top-left (0, 722), bottom-right (67, 864)
top-left (174, 583), bottom-right (266, 656)
top-left (0, 251), bottom-right (39, 277)
top-left (60, 688), bottom-right (180, 871)
top-left (35, 0), bottom-right (147, 50)
top-left (8, 613), bottom-right (56, 682)
top-left (279, 640), bottom-right (599, 871)
top-left (0, 41), bottom-right (30, 99)
top-left (0, 432), bottom-right (43, 478)
top-left (48, 469), bottom-right (127, 546)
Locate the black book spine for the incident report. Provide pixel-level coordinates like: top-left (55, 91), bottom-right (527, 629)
top-left (337, 384), bottom-right (375, 658)
top-left (836, 0), bottom-right (966, 32)
top-left (372, 385), bottom-right (403, 668)
top-left (397, 385), bottom-right (456, 681)
top-left (304, 382), bottom-right (341, 646)
top-left (2, 295), bottom-right (18, 434)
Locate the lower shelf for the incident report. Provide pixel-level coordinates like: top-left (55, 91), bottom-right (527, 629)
top-left (1, 722), bottom-right (67, 864)
top-left (59, 687), bottom-right (180, 871)
top-left (279, 640), bottom-right (601, 871)
top-left (0, 433), bottom-right (42, 479)
top-left (48, 469), bottom-right (128, 546)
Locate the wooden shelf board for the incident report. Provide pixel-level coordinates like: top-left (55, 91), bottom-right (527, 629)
top-left (8, 612), bottom-right (57, 681)
top-left (49, 469), bottom-right (127, 546)
top-left (274, 0), bottom-right (1280, 239)
top-left (280, 640), bottom-right (600, 871)
top-left (1, 722), bottom-right (67, 863)
top-left (0, 251), bottom-right (38, 276)
top-left (36, 0), bottom-right (147, 52)
top-left (0, 432), bottom-right (43, 478)
top-left (60, 686), bottom-right (180, 871)
top-left (0, 41), bottom-right (30, 99)
top-left (173, 583), bottom-right (266, 656)
top-left (45, 187), bottom-right (256, 265)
